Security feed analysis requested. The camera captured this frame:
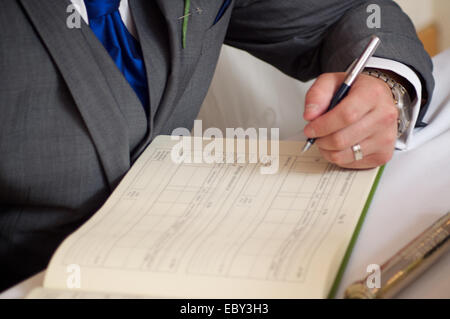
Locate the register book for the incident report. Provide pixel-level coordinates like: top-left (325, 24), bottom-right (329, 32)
top-left (27, 135), bottom-right (383, 299)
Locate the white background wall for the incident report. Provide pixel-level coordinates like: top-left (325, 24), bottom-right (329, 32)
top-left (433, 0), bottom-right (450, 51)
top-left (395, 0), bottom-right (450, 51)
top-left (395, 0), bottom-right (434, 30)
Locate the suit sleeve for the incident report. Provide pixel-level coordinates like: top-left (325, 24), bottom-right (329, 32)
top-left (225, 0), bottom-right (435, 125)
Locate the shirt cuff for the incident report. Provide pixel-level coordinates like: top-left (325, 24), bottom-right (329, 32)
top-left (365, 57), bottom-right (422, 151)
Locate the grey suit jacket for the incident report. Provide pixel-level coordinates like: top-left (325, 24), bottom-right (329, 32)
top-left (0, 0), bottom-right (434, 290)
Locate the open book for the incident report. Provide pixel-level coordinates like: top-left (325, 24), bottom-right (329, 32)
top-left (27, 135), bottom-right (383, 299)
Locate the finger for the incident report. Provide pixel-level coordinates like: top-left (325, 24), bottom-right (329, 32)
top-left (304, 74), bottom-right (393, 139)
top-left (319, 133), bottom-right (396, 168)
top-left (304, 73), bottom-right (345, 121)
top-left (315, 105), bottom-right (397, 151)
top-left (339, 152), bottom-right (394, 169)
top-left (304, 88), bottom-right (375, 139)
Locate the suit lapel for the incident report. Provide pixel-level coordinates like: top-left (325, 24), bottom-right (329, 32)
top-left (128, 0), bottom-right (171, 157)
top-left (136, 0), bottom-right (206, 141)
top-left (19, 0), bottom-right (131, 189)
top-left (129, 0), bottom-right (169, 123)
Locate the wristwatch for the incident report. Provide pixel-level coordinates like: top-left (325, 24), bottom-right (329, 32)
top-left (363, 68), bottom-right (412, 138)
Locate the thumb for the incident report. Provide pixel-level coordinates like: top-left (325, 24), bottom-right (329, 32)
top-left (304, 73), bottom-right (345, 121)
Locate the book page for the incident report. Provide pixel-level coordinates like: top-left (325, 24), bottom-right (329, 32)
top-left (43, 136), bottom-right (379, 298)
top-left (26, 287), bottom-right (147, 299)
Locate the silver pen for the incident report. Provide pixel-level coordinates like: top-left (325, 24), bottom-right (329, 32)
top-left (302, 35), bottom-right (381, 152)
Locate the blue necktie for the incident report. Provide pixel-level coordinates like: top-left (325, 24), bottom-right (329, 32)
top-left (84, 0), bottom-right (149, 115)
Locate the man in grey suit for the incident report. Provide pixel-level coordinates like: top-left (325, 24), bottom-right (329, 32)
top-left (0, 0), bottom-right (434, 291)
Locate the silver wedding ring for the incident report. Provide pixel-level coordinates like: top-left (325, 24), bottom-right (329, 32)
top-left (352, 144), bottom-right (363, 161)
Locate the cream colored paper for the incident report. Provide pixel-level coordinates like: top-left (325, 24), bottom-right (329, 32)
top-left (34, 136), bottom-right (378, 298)
top-left (26, 287), bottom-right (146, 299)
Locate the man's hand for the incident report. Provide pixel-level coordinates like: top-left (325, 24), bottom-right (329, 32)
top-left (303, 72), bottom-right (398, 169)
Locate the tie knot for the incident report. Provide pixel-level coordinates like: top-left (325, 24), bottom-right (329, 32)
top-left (84, 0), bottom-right (121, 19)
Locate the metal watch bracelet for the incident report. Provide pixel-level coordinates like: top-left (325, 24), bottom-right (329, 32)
top-left (363, 68), bottom-right (412, 138)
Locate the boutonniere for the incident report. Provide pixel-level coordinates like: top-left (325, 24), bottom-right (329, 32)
top-left (182, 0), bottom-right (191, 49)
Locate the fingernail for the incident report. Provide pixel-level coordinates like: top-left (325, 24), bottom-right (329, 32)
top-left (304, 104), bottom-right (319, 119)
top-left (305, 104), bottom-right (318, 112)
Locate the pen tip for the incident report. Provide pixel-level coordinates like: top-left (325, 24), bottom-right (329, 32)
top-left (302, 142), bottom-right (312, 153)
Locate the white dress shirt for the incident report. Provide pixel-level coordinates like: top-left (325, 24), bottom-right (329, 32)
top-left (70, 0), bottom-right (423, 150)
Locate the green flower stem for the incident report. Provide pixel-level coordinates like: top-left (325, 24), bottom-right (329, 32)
top-left (182, 0), bottom-right (191, 49)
